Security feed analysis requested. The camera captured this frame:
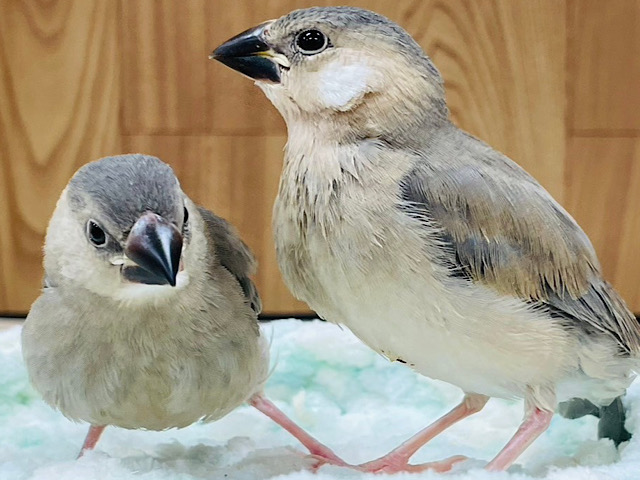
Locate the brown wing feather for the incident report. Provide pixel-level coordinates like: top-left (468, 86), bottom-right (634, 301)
top-left (400, 127), bottom-right (640, 354)
top-left (197, 207), bottom-right (262, 314)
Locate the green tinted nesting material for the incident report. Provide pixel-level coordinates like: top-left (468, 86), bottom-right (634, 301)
top-left (1, 320), bottom-right (638, 480)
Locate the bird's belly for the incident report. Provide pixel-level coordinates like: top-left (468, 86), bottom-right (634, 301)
top-left (33, 329), bottom-right (268, 431)
top-left (96, 339), bottom-right (266, 430)
top-left (306, 238), bottom-right (576, 399)
top-left (94, 368), bottom-right (243, 431)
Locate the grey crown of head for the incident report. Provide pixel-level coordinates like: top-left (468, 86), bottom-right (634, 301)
top-left (68, 154), bottom-right (183, 234)
top-left (271, 6), bottom-right (440, 77)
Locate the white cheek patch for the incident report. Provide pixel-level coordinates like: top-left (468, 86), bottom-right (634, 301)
top-left (316, 59), bottom-right (373, 110)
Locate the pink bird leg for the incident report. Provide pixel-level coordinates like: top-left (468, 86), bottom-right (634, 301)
top-left (357, 393), bottom-right (488, 474)
top-left (249, 394), bottom-right (348, 468)
top-left (486, 407), bottom-right (553, 471)
top-left (77, 425), bottom-right (106, 458)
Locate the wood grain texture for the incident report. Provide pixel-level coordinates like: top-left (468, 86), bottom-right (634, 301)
top-left (409, 0), bottom-right (567, 201)
top-left (122, 135), bottom-right (310, 314)
top-left (568, 0), bottom-right (640, 132)
top-left (0, 0), bottom-right (120, 313)
top-left (205, 0), bottom-right (291, 135)
top-left (121, 0), bottom-right (208, 134)
top-left (1, 0), bottom-right (638, 315)
top-left (566, 137), bottom-right (640, 311)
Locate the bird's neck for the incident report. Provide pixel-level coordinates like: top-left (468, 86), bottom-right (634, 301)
top-left (275, 80), bottom-right (450, 227)
top-left (276, 116), bottom-right (447, 235)
top-left (279, 120), bottom-right (356, 211)
top-left (281, 100), bottom-right (449, 179)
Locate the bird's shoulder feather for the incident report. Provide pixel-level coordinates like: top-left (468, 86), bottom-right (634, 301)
top-left (197, 207), bottom-right (262, 314)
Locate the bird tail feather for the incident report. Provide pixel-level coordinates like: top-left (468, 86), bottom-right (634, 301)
top-left (558, 396), bottom-right (631, 446)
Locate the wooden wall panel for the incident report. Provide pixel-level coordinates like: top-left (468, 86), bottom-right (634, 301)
top-left (121, 0), bottom-right (208, 134)
top-left (400, 0), bottom-right (567, 200)
top-left (0, 0), bottom-right (120, 313)
top-left (568, 0), bottom-right (640, 132)
top-left (122, 135), bottom-right (310, 314)
top-left (0, 152), bottom-right (11, 310)
top-left (0, 0), bottom-right (638, 315)
top-left (566, 138), bottom-right (640, 309)
top-left (566, 0), bottom-right (640, 311)
top-left (206, 1), bottom-right (289, 135)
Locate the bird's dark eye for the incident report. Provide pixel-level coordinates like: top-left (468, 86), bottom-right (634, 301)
top-left (86, 220), bottom-right (107, 247)
top-left (183, 207), bottom-right (189, 225)
top-left (296, 29), bottom-right (328, 55)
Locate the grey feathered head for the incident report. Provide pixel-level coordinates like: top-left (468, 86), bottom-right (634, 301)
top-left (45, 154), bottom-right (194, 302)
top-left (212, 7), bottom-right (447, 127)
top-left (266, 7), bottom-right (431, 69)
top-left (68, 155), bottom-right (184, 237)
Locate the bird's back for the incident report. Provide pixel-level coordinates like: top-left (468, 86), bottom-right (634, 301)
top-left (405, 123), bottom-right (640, 358)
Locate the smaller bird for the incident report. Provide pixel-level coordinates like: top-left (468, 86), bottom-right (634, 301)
top-left (22, 154), bottom-right (345, 467)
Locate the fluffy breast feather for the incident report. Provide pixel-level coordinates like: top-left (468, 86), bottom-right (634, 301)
top-left (22, 275), bottom-right (268, 430)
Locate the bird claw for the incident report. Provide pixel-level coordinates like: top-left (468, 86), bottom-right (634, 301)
top-left (306, 443), bottom-right (350, 468)
top-left (304, 452), bottom-right (469, 474)
top-left (305, 452), bottom-right (469, 474)
top-left (305, 453), bottom-right (350, 472)
top-left (357, 454), bottom-right (469, 474)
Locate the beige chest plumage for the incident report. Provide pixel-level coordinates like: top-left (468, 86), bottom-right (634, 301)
top-left (23, 290), bottom-right (268, 431)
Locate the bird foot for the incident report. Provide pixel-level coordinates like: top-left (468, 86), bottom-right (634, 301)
top-left (304, 447), bottom-right (351, 472)
top-left (304, 451), bottom-right (468, 474)
top-left (312, 449), bottom-right (349, 466)
top-left (357, 454), bottom-right (468, 474)
top-left (305, 454), bottom-right (350, 472)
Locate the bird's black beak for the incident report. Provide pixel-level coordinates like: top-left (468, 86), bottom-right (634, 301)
top-left (210, 21), bottom-right (288, 83)
top-left (123, 212), bottom-right (182, 287)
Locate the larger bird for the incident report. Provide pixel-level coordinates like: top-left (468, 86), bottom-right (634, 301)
top-left (211, 7), bottom-right (640, 473)
top-left (22, 154), bottom-right (344, 467)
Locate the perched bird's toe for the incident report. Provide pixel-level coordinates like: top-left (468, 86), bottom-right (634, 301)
top-left (306, 453), bottom-right (351, 472)
top-left (358, 454), bottom-right (469, 474)
top-left (307, 448), bottom-right (349, 467)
